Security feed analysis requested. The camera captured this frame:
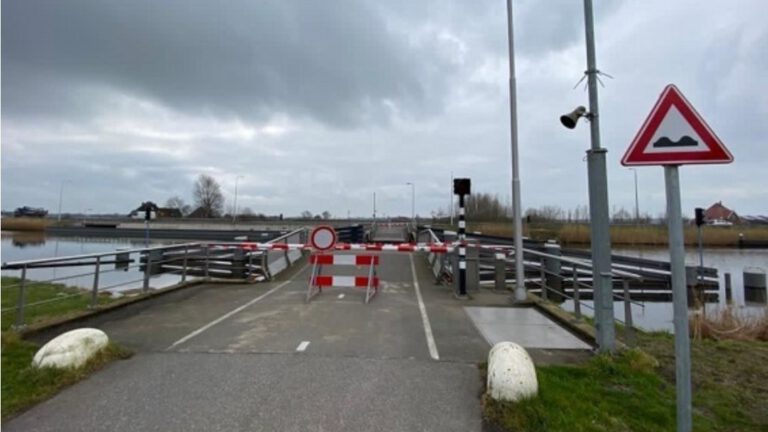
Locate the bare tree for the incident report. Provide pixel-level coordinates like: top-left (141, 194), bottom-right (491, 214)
top-left (193, 174), bottom-right (225, 218)
top-left (165, 196), bottom-right (191, 216)
top-left (321, 211), bottom-right (331, 220)
top-left (300, 210), bottom-right (313, 219)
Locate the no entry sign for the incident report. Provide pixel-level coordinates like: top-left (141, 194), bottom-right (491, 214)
top-left (309, 226), bottom-right (337, 251)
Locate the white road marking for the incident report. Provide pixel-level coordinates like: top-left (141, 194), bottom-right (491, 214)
top-left (338, 293), bottom-right (345, 299)
top-left (296, 341), bottom-right (310, 352)
top-left (409, 253), bottom-right (440, 360)
top-left (166, 275), bottom-right (298, 351)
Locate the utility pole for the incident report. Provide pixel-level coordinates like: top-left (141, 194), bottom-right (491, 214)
top-left (506, 0), bottom-right (526, 302)
top-left (582, 0), bottom-right (615, 352)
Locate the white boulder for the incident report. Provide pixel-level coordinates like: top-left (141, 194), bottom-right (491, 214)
top-left (32, 328), bottom-right (109, 369)
top-left (487, 342), bottom-right (538, 402)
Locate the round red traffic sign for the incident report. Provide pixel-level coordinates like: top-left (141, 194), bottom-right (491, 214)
top-left (310, 225), bottom-right (337, 251)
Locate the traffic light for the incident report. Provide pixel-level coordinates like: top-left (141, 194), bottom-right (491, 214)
top-left (694, 207), bottom-right (705, 227)
top-left (453, 178), bottom-right (471, 195)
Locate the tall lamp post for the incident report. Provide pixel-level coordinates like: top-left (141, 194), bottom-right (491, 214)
top-left (405, 182), bottom-right (415, 225)
top-left (505, 0), bottom-right (526, 302)
top-left (57, 180), bottom-right (69, 223)
top-left (232, 175), bottom-right (244, 224)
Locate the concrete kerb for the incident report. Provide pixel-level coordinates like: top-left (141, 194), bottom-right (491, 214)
top-left (19, 279), bottom-right (206, 340)
top-left (527, 293), bottom-right (626, 351)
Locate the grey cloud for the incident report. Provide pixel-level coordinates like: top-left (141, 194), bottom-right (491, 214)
top-left (2, 0), bottom-right (455, 127)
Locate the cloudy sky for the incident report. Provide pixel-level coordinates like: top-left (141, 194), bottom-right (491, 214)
top-left (2, 0), bottom-right (767, 219)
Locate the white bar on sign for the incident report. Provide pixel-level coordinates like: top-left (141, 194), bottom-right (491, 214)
top-left (333, 276), bottom-right (356, 287)
top-left (459, 261), bottom-right (467, 269)
top-left (459, 247), bottom-right (466, 255)
top-left (458, 220), bottom-right (466, 228)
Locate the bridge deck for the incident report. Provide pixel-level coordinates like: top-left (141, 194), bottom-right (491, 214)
top-left (8, 252), bottom-right (590, 432)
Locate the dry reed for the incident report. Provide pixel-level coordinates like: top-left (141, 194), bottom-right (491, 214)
top-left (690, 306), bottom-right (768, 342)
top-left (0, 218), bottom-right (50, 232)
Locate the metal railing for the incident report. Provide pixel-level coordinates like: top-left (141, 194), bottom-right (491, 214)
top-left (421, 228), bottom-right (644, 346)
top-left (1, 228), bottom-right (307, 330)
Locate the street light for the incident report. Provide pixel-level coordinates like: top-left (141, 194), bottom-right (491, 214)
top-left (57, 180), bottom-right (70, 223)
top-left (405, 182), bottom-right (415, 225)
top-left (232, 175), bottom-right (244, 224)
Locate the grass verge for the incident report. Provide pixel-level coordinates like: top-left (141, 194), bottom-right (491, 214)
top-left (0, 218), bottom-right (51, 231)
top-left (1, 277), bottom-right (115, 331)
top-left (482, 334), bottom-right (768, 431)
top-left (1, 331), bottom-right (133, 420)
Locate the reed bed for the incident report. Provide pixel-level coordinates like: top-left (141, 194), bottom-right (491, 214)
top-left (0, 217), bottom-right (50, 232)
top-left (690, 306), bottom-right (768, 342)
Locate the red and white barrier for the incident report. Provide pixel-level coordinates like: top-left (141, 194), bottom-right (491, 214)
top-left (307, 252), bottom-right (379, 304)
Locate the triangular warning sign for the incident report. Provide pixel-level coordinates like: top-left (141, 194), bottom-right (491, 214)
top-left (621, 84), bottom-right (733, 166)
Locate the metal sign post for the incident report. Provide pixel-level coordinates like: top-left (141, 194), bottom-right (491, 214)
top-left (453, 178), bottom-right (470, 299)
top-left (664, 165), bottom-right (692, 432)
top-left (623, 84), bottom-right (733, 432)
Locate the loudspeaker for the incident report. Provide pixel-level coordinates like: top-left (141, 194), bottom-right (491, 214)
top-left (560, 106), bottom-right (588, 129)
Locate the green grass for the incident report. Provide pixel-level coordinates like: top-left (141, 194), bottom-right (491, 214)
top-left (482, 334), bottom-right (768, 431)
top-left (1, 276), bottom-right (115, 331)
top-left (1, 331), bottom-right (132, 420)
top-left (483, 350), bottom-right (675, 432)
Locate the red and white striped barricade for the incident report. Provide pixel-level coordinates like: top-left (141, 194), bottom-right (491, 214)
top-left (307, 253), bottom-right (380, 304)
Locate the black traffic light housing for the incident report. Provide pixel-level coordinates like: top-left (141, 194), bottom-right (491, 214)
top-left (694, 207), bottom-right (705, 227)
top-left (453, 178), bottom-right (471, 195)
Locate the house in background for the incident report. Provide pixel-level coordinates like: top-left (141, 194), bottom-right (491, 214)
top-left (703, 201), bottom-right (740, 225)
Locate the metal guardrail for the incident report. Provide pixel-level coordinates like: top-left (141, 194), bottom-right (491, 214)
top-left (420, 228), bottom-right (647, 346)
top-left (1, 228), bottom-right (307, 330)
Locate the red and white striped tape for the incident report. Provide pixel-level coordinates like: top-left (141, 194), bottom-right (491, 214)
top-left (309, 254), bottom-right (379, 266)
top-left (312, 275), bottom-right (379, 288)
top-left (221, 242), bottom-right (514, 253)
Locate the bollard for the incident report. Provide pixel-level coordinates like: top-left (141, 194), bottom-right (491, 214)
top-left (90, 256), bottom-right (101, 308)
top-left (744, 269), bottom-right (767, 304)
top-left (494, 253), bottom-right (507, 291)
top-left (724, 272), bottom-right (732, 304)
top-left (543, 242), bottom-right (564, 302)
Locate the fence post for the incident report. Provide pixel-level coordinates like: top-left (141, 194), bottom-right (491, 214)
top-left (182, 246), bottom-right (188, 283)
top-left (494, 253), bottom-right (506, 292)
top-left (261, 252), bottom-right (271, 280)
top-left (623, 279), bottom-right (636, 347)
top-left (90, 256), bottom-right (101, 308)
top-left (203, 245), bottom-right (210, 279)
top-left (539, 256), bottom-right (547, 300)
top-left (143, 251), bottom-right (152, 293)
top-left (283, 238), bottom-right (291, 268)
top-left (543, 241), bottom-right (564, 302)
top-left (14, 265), bottom-right (28, 329)
top-left (572, 265), bottom-right (581, 319)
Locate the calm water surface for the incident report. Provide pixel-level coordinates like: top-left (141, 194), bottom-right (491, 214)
top-left (561, 246), bottom-right (768, 331)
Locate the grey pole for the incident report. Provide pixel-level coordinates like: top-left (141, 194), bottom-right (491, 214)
top-left (450, 172), bottom-right (454, 226)
top-left (664, 165), bottom-right (692, 432)
top-left (632, 168), bottom-right (640, 222)
top-left (57, 182), bottom-right (65, 223)
top-left (232, 175), bottom-right (243, 225)
top-left (506, 0), bottom-right (526, 302)
top-left (582, 0), bottom-right (615, 352)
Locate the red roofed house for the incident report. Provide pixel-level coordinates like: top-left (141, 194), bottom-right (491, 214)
top-left (703, 201), bottom-right (740, 225)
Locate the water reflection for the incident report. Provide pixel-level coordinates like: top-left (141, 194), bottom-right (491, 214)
top-left (10, 231), bottom-right (46, 248)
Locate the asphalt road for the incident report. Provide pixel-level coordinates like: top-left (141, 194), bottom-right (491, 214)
top-left (6, 252), bottom-right (491, 432)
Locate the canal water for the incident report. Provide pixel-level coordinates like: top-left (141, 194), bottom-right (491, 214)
top-left (1, 231), bottom-right (192, 295)
top-left (560, 246), bottom-right (768, 332)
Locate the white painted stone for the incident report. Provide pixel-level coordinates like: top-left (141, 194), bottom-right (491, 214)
top-left (487, 342), bottom-right (538, 402)
top-left (32, 328), bottom-right (109, 369)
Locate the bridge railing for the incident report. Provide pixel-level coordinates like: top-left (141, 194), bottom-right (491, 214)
top-left (1, 228), bottom-right (307, 330)
top-left (419, 227), bottom-right (660, 346)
